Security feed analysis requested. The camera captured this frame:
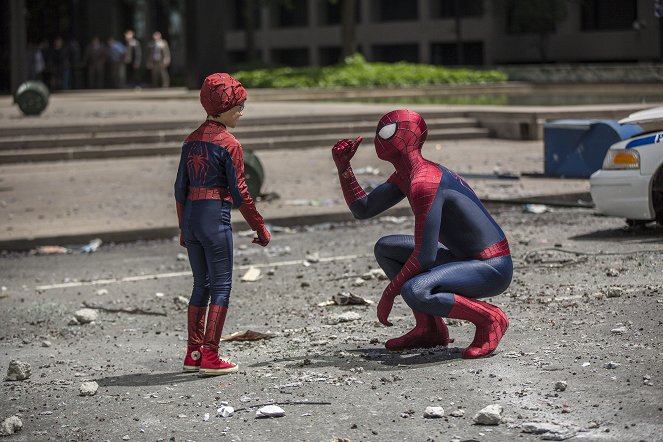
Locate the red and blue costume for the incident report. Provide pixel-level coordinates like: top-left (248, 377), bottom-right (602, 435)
top-left (174, 73), bottom-right (269, 375)
top-left (333, 110), bottom-right (512, 358)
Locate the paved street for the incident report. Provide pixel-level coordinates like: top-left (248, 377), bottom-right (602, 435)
top-left (1, 207), bottom-right (662, 441)
top-left (1, 88), bottom-right (662, 441)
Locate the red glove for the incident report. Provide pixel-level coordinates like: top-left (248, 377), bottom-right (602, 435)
top-left (332, 136), bottom-right (362, 170)
top-left (252, 225), bottom-right (270, 247)
top-left (377, 294), bottom-right (395, 326)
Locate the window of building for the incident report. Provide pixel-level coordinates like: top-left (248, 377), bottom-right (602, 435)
top-left (318, 0), bottom-right (361, 25)
top-left (319, 0), bottom-right (341, 25)
top-left (319, 46), bottom-right (342, 65)
top-left (581, 0), bottom-right (637, 31)
top-left (431, 41), bottom-right (484, 66)
top-left (272, 0), bottom-right (308, 28)
top-left (504, 0), bottom-right (565, 34)
top-left (373, 0), bottom-right (418, 22)
top-left (228, 0), bottom-right (262, 31)
top-left (372, 43), bottom-right (419, 62)
top-left (271, 47), bottom-right (310, 66)
top-left (431, 0), bottom-right (484, 19)
top-left (228, 50), bottom-right (248, 68)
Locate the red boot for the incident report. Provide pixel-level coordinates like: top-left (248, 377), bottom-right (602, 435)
top-left (199, 305), bottom-right (238, 375)
top-left (385, 310), bottom-right (451, 351)
top-left (183, 305), bottom-right (207, 372)
top-left (448, 295), bottom-right (508, 359)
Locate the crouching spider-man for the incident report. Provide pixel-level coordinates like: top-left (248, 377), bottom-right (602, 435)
top-left (332, 110), bottom-right (512, 358)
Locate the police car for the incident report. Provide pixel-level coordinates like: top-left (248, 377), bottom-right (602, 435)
top-left (590, 106), bottom-right (663, 226)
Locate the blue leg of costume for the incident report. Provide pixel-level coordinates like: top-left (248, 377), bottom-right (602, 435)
top-left (183, 200), bottom-right (233, 308)
top-left (401, 255), bottom-right (513, 317)
top-left (374, 234), bottom-right (454, 349)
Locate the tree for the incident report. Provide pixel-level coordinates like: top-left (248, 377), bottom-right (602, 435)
top-left (501, 0), bottom-right (569, 62)
top-left (340, 0), bottom-right (357, 59)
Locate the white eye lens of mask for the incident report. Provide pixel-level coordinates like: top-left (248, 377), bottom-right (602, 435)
top-left (378, 122), bottom-right (397, 140)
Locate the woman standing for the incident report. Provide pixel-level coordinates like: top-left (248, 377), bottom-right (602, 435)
top-left (174, 73), bottom-right (270, 375)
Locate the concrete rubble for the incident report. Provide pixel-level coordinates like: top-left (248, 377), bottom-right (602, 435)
top-left (73, 308), bottom-right (98, 324)
top-left (79, 381), bottom-right (99, 396)
top-left (5, 360), bottom-right (31, 381)
top-left (1, 416), bottom-right (23, 436)
top-left (473, 404), bottom-right (503, 425)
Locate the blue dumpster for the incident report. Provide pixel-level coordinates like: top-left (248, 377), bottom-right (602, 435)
top-left (543, 120), bottom-right (643, 178)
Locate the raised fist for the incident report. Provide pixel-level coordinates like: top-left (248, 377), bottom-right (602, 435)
top-left (332, 136), bottom-right (363, 169)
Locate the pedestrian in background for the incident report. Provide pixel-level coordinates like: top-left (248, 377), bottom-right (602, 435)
top-left (123, 30), bottom-right (142, 88)
top-left (83, 37), bottom-right (106, 89)
top-left (146, 31), bottom-right (170, 88)
top-left (107, 36), bottom-right (126, 88)
top-left (50, 36), bottom-right (70, 90)
top-left (174, 73), bottom-right (270, 376)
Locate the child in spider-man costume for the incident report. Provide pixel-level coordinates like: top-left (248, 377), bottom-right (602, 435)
top-left (174, 73), bottom-right (270, 375)
top-left (332, 110), bottom-right (512, 358)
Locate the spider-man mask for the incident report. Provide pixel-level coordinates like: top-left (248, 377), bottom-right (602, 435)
top-left (200, 73), bottom-right (247, 116)
top-left (374, 110), bottom-right (428, 164)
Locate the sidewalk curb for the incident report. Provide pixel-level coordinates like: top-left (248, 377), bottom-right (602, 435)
top-left (0, 195), bottom-right (592, 252)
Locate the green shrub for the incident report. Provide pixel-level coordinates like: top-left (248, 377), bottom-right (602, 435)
top-left (232, 54), bottom-right (508, 88)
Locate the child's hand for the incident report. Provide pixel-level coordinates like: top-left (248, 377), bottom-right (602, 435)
top-left (252, 225), bottom-right (270, 247)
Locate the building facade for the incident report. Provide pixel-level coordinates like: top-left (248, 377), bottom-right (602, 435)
top-left (2, 0), bottom-right (662, 92)
top-left (222, 0), bottom-right (661, 67)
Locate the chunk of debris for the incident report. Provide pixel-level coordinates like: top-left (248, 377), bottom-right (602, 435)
top-left (521, 422), bottom-right (566, 434)
top-left (611, 326), bottom-right (627, 335)
top-left (220, 330), bottom-right (275, 342)
top-left (173, 296), bottom-right (189, 309)
top-left (80, 238), bottom-right (102, 253)
top-left (473, 404), bottom-right (503, 425)
top-left (217, 406), bottom-right (234, 418)
top-left (95, 288), bottom-right (108, 296)
top-left (256, 405), bottom-right (285, 418)
top-left (449, 409), bottom-right (465, 417)
top-left (423, 406), bottom-right (445, 418)
top-left (305, 252), bottom-right (320, 264)
top-left (6, 360), bottom-right (31, 381)
top-left (554, 381), bottom-right (567, 391)
top-left (1, 416), bottom-right (22, 436)
top-left (330, 311), bottom-right (362, 324)
top-left (176, 253), bottom-right (188, 261)
top-left (35, 245), bottom-right (70, 255)
top-left (74, 308), bottom-right (98, 324)
top-left (241, 267), bottom-right (262, 282)
top-left (604, 361), bottom-right (620, 369)
top-left (362, 268), bottom-right (388, 281)
top-left (318, 292), bottom-right (374, 307)
top-left (606, 286), bottom-right (624, 298)
top-left (79, 381), bottom-right (99, 396)
top-left (523, 204), bottom-right (549, 214)
top-left (351, 278), bottom-right (365, 287)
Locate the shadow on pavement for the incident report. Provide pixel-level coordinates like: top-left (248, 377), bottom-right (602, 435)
top-left (571, 223), bottom-right (663, 243)
top-left (97, 371), bottom-right (202, 388)
top-left (249, 346), bottom-right (463, 373)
